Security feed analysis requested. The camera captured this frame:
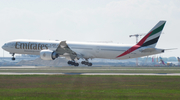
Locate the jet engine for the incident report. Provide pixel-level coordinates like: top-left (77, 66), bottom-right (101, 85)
top-left (40, 50), bottom-right (59, 60)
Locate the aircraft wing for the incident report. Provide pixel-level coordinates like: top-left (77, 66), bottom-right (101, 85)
top-left (55, 41), bottom-right (78, 60)
top-left (164, 48), bottom-right (178, 50)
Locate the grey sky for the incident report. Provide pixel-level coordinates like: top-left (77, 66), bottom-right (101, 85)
top-left (0, 0), bottom-right (180, 57)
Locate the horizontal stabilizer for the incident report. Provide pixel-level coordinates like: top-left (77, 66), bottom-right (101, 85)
top-left (164, 48), bottom-right (178, 50)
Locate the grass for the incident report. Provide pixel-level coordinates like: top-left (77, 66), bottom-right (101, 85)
top-left (0, 75), bottom-right (180, 100)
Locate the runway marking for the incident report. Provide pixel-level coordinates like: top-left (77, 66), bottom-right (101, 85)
top-left (0, 66), bottom-right (180, 76)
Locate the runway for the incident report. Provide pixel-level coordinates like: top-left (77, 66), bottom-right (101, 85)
top-left (0, 66), bottom-right (180, 76)
top-left (0, 72), bottom-right (180, 76)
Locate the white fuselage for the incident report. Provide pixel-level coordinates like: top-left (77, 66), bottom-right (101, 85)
top-left (2, 39), bottom-right (60, 55)
top-left (2, 39), bottom-right (164, 60)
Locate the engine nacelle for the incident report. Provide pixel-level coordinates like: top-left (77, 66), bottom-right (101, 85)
top-left (40, 50), bottom-right (59, 60)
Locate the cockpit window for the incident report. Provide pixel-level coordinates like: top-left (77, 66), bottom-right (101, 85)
top-left (3, 43), bottom-right (8, 47)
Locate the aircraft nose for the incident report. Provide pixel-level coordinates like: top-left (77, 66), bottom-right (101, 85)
top-left (2, 44), bottom-right (5, 50)
top-left (2, 43), bottom-right (7, 50)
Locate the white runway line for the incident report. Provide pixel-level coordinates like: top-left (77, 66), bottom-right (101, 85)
top-left (0, 66), bottom-right (37, 68)
top-left (0, 66), bottom-right (180, 76)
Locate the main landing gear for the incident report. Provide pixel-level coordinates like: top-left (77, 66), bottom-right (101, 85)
top-left (81, 61), bottom-right (92, 66)
top-left (67, 58), bottom-right (93, 67)
top-left (67, 61), bottom-right (79, 66)
top-left (11, 53), bottom-right (15, 61)
top-left (67, 61), bottom-right (93, 67)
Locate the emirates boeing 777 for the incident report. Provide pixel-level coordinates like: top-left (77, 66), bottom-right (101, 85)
top-left (2, 21), bottom-right (166, 66)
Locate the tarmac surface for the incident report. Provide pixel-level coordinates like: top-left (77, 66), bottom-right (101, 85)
top-left (0, 66), bottom-right (180, 76)
top-left (0, 72), bottom-right (180, 76)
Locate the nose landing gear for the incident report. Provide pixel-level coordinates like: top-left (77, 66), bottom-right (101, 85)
top-left (11, 53), bottom-right (15, 61)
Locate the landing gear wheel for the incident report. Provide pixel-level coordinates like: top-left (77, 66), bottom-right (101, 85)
top-left (11, 53), bottom-right (15, 61)
top-left (68, 61), bottom-right (71, 65)
top-left (74, 63), bottom-right (79, 67)
top-left (88, 63), bottom-right (92, 66)
top-left (85, 62), bottom-right (89, 65)
top-left (68, 61), bottom-right (79, 67)
top-left (71, 62), bottom-right (75, 65)
top-left (81, 61), bottom-right (85, 64)
top-left (81, 60), bottom-right (93, 66)
top-left (12, 57), bottom-right (15, 60)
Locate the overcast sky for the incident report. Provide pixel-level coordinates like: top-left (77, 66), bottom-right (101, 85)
top-left (0, 0), bottom-right (180, 58)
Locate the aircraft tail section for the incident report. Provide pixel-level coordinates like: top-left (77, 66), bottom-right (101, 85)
top-left (116, 20), bottom-right (166, 58)
top-left (159, 57), bottom-right (166, 65)
top-left (137, 21), bottom-right (166, 48)
top-left (177, 57), bottom-right (180, 62)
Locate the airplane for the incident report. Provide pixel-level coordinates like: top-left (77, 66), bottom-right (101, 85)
top-left (159, 57), bottom-right (166, 65)
top-left (177, 57), bottom-right (180, 63)
top-left (159, 57), bottom-right (175, 66)
top-left (2, 20), bottom-right (166, 66)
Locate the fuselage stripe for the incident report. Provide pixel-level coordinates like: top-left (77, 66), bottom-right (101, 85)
top-left (141, 36), bottom-right (160, 47)
top-left (116, 31), bottom-right (152, 58)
